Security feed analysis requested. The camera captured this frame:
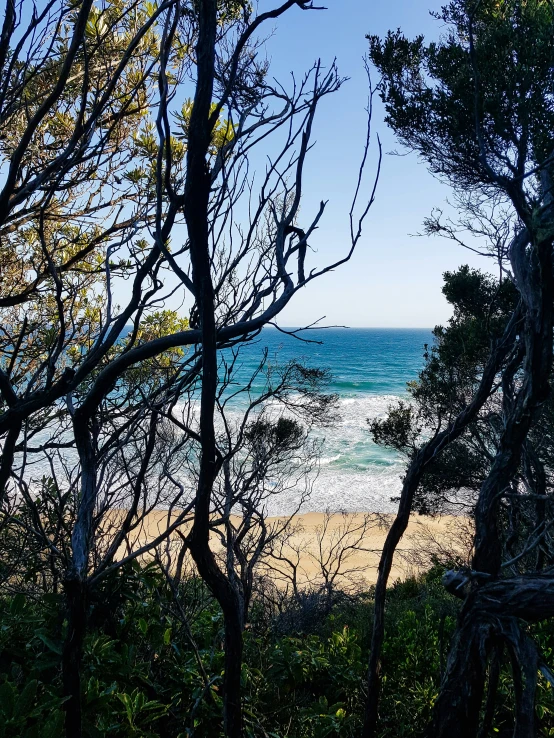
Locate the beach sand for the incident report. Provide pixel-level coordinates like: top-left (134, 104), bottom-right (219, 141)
top-left (114, 510), bottom-right (470, 589)
top-left (264, 512), bottom-right (469, 587)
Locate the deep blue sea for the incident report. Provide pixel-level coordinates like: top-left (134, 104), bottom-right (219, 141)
top-left (220, 328), bottom-right (433, 513)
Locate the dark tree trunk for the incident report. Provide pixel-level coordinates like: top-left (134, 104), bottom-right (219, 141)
top-left (432, 609), bottom-right (543, 738)
top-left (362, 311), bottom-right (520, 738)
top-left (429, 225), bottom-right (554, 737)
top-left (477, 644), bottom-right (503, 738)
top-left (509, 630), bottom-right (538, 738)
top-left (525, 445), bottom-right (548, 570)
top-left (0, 418), bottom-right (20, 505)
top-left (62, 414), bottom-right (97, 736)
top-left (188, 541), bottom-right (244, 736)
top-left (184, 2), bottom-right (245, 734)
top-left (429, 610), bottom-right (493, 738)
top-left (62, 575), bottom-right (87, 738)
top-left (363, 467), bottom-right (423, 738)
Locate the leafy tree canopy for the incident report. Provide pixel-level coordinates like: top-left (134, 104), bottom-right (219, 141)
top-left (368, 0), bottom-right (554, 203)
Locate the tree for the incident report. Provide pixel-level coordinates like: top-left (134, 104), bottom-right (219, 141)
top-left (364, 1), bottom-right (554, 735)
top-left (0, 1), bottom-right (378, 736)
top-left (371, 266), bottom-right (521, 515)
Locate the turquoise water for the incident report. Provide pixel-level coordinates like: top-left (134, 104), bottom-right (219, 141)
top-left (25, 328), bottom-right (432, 514)
top-left (221, 328), bottom-right (432, 513)
top-left (225, 328), bottom-right (430, 396)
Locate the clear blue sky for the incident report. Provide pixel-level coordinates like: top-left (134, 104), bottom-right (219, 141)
top-left (254, 0), bottom-right (488, 328)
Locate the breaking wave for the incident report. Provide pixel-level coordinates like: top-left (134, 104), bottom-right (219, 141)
top-left (263, 393), bottom-right (407, 515)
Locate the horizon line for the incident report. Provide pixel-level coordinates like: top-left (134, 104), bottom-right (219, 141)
top-left (268, 325), bottom-right (434, 330)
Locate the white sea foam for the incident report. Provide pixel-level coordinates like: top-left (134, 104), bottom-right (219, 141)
top-left (167, 393), bottom-right (406, 515)
top-left (319, 454), bottom-right (342, 465)
top-left (264, 467), bottom-right (404, 516)
top-left (17, 393), bottom-right (407, 516)
top-left (254, 394), bottom-right (407, 515)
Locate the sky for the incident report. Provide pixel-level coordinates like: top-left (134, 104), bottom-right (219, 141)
top-left (253, 0), bottom-right (490, 328)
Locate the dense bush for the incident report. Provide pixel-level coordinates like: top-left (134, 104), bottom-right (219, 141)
top-left (1, 563), bottom-right (554, 737)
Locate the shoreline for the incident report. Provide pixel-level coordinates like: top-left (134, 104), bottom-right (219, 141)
top-left (118, 511), bottom-right (470, 588)
top-left (259, 512), bottom-right (470, 587)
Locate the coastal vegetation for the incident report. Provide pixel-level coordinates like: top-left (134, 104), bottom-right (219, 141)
top-left (5, 555), bottom-right (554, 737)
top-left (364, 1), bottom-right (554, 735)
top-left (0, 0), bottom-right (377, 735)
top-left (1, 0), bottom-right (554, 736)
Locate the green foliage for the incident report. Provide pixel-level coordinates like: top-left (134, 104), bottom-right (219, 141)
top-left (3, 563), bottom-right (554, 736)
top-left (0, 476), bottom-right (74, 591)
top-left (376, 572), bottom-right (459, 737)
top-left (369, 401), bottom-right (419, 453)
top-left (174, 100), bottom-right (236, 157)
top-left (415, 266), bottom-right (518, 419)
top-left (368, 0), bottom-right (554, 191)
top-left (259, 626), bottom-right (363, 736)
top-left (245, 417), bottom-right (304, 454)
top-left (370, 265), bottom-right (521, 514)
top-left (0, 680), bottom-right (65, 738)
top-left (0, 591), bottom-right (68, 738)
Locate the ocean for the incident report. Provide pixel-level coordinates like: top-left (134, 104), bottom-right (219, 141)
top-left (221, 328), bottom-right (433, 514)
top-left (21, 328), bottom-right (432, 515)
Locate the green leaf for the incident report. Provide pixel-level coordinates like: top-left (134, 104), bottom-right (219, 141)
top-left (0, 681), bottom-right (15, 718)
top-left (14, 680), bottom-right (37, 718)
top-left (10, 593), bottom-right (26, 615)
top-left (163, 627), bottom-right (172, 645)
top-left (117, 693), bottom-right (134, 726)
top-left (36, 633), bottom-right (62, 655)
top-left (138, 618), bottom-right (148, 635)
top-left (133, 690), bottom-right (145, 712)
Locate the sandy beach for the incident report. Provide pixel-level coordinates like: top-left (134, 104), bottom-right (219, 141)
top-left (112, 510), bottom-right (470, 589)
top-left (262, 512), bottom-right (470, 587)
